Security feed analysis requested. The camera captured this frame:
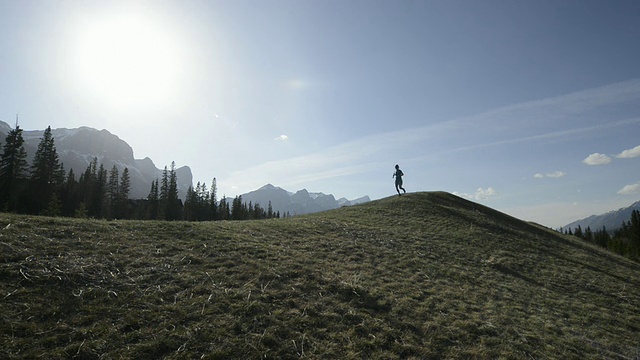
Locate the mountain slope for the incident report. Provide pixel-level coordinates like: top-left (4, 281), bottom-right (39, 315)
top-left (0, 120), bottom-right (192, 199)
top-left (564, 200), bottom-right (640, 233)
top-left (1, 192), bottom-right (639, 359)
top-left (239, 184), bottom-right (370, 216)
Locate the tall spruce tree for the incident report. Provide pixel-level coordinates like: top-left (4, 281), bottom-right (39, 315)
top-left (62, 168), bottom-right (78, 216)
top-left (88, 163), bottom-right (107, 218)
top-left (166, 161), bottom-right (181, 220)
top-left (118, 167), bottom-right (130, 218)
top-left (0, 124), bottom-right (29, 211)
top-left (107, 165), bottom-right (120, 219)
top-left (210, 177), bottom-right (218, 220)
top-left (147, 179), bottom-right (159, 220)
top-left (29, 126), bottom-right (64, 214)
top-left (159, 166), bottom-right (169, 218)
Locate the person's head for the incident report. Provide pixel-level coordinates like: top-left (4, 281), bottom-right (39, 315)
top-left (395, 164), bottom-right (399, 170)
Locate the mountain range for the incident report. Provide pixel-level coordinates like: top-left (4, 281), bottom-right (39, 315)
top-left (0, 120), bottom-right (193, 200)
top-left (234, 184), bottom-right (370, 216)
top-left (563, 200), bottom-right (640, 233)
top-left (0, 121), bottom-right (370, 212)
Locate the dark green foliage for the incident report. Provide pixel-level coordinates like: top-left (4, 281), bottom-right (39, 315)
top-left (158, 162), bottom-right (181, 221)
top-left (28, 126), bottom-right (64, 214)
top-left (573, 210), bottom-right (640, 262)
top-left (0, 124), bottom-right (29, 211)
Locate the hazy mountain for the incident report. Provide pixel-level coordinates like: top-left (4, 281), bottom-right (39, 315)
top-left (563, 200), bottom-right (640, 233)
top-left (0, 120), bottom-right (192, 200)
top-left (337, 195), bottom-right (371, 206)
top-left (236, 184), bottom-right (370, 216)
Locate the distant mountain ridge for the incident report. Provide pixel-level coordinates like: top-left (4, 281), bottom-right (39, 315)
top-left (563, 200), bottom-right (640, 232)
top-left (234, 184), bottom-right (370, 216)
top-left (0, 120), bottom-right (192, 200)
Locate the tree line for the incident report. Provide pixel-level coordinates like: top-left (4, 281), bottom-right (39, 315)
top-left (562, 210), bottom-right (640, 262)
top-left (0, 124), bottom-right (282, 221)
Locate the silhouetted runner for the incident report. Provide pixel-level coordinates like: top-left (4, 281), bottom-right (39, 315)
top-left (393, 164), bottom-right (406, 196)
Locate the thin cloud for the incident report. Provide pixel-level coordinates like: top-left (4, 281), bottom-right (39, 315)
top-left (583, 153), bottom-right (612, 166)
top-left (454, 187), bottom-right (497, 201)
top-left (222, 80), bottom-right (640, 195)
top-left (534, 171), bottom-right (566, 179)
top-left (547, 171), bottom-right (566, 178)
top-left (618, 182), bottom-right (640, 195)
top-left (275, 134), bottom-right (289, 141)
top-left (617, 145), bottom-right (640, 159)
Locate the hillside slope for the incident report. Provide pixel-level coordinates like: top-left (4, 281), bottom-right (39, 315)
top-left (1, 192), bottom-right (639, 359)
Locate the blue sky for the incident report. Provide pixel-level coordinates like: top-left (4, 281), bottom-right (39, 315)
top-left (1, 0), bottom-right (640, 228)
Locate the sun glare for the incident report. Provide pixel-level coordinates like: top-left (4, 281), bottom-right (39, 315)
top-left (73, 13), bottom-right (184, 110)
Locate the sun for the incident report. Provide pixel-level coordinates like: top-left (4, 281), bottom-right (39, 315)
top-left (72, 13), bottom-right (185, 110)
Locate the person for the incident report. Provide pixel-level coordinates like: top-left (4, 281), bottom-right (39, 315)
top-left (393, 164), bottom-right (406, 196)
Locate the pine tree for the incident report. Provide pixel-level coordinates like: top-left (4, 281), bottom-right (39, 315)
top-left (89, 163), bottom-right (107, 218)
top-left (166, 161), bottom-right (181, 220)
top-left (210, 177), bottom-right (218, 220)
top-left (160, 166), bottom-right (169, 219)
top-left (147, 179), bottom-right (159, 220)
top-left (631, 210), bottom-right (640, 257)
top-left (574, 225), bottom-right (583, 239)
top-left (0, 124), bottom-right (29, 211)
top-left (184, 185), bottom-right (197, 221)
top-left (29, 126), bottom-right (64, 214)
top-left (118, 168), bottom-right (131, 219)
top-left (219, 196), bottom-right (230, 220)
top-left (107, 165), bottom-right (120, 219)
top-left (62, 168), bottom-right (78, 216)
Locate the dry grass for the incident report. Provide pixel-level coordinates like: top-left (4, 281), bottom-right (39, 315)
top-left (1, 192), bottom-right (639, 359)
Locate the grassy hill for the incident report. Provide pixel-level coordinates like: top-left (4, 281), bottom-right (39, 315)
top-left (1, 192), bottom-right (639, 359)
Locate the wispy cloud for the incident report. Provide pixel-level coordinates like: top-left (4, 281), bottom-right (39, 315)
top-left (454, 187), bottom-right (497, 201)
top-left (534, 171), bottom-right (566, 179)
top-left (582, 153), bottom-right (612, 166)
top-left (617, 144), bottom-right (640, 159)
top-left (221, 79), bottom-right (640, 195)
top-left (618, 182), bottom-right (640, 195)
top-left (274, 134), bottom-right (289, 141)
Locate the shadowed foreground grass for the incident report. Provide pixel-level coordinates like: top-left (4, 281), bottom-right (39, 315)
top-left (1, 192), bottom-right (639, 359)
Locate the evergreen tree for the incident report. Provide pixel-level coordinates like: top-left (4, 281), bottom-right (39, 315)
top-left (184, 185), bottom-right (198, 221)
top-left (231, 195), bottom-right (242, 220)
top-left (198, 182), bottom-right (210, 221)
top-left (77, 158), bottom-right (98, 216)
top-left (62, 168), bottom-right (78, 216)
top-left (160, 166), bottom-right (169, 218)
top-left (29, 126), bottom-right (64, 214)
top-left (574, 225), bottom-right (583, 239)
top-left (631, 210), bottom-right (640, 257)
top-left (118, 168), bottom-right (131, 219)
top-left (147, 179), bottom-right (159, 220)
top-left (107, 165), bottom-right (119, 219)
top-left (210, 177), bottom-right (218, 220)
top-left (219, 196), bottom-right (230, 220)
top-left (165, 161), bottom-right (181, 220)
top-left (584, 227), bottom-right (594, 244)
top-left (89, 163), bottom-right (107, 218)
top-left (0, 124), bottom-right (29, 211)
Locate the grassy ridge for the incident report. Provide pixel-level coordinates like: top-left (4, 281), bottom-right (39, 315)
top-left (1, 192), bottom-right (639, 359)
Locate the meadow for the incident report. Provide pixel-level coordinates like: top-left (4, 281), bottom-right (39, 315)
top-left (1, 192), bottom-right (639, 359)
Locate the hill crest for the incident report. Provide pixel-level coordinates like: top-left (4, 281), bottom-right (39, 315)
top-left (1, 191), bottom-right (639, 358)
